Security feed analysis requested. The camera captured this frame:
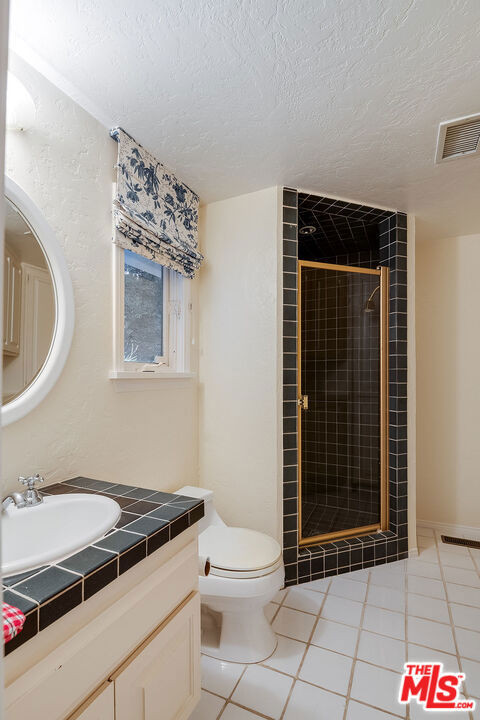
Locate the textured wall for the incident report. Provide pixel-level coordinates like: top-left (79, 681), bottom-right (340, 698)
top-left (198, 187), bottom-right (282, 540)
top-left (416, 232), bottom-right (480, 529)
top-left (3, 56), bottom-right (198, 494)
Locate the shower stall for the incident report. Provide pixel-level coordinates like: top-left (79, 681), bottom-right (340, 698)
top-left (282, 188), bottom-right (408, 583)
top-left (298, 261), bottom-right (389, 544)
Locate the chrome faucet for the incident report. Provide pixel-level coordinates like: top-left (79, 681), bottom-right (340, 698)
top-left (2, 474), bottom-right (44, 511)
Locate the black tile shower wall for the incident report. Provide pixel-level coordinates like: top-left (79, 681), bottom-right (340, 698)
top-left (282, 188), bottom-right (299, 586)
top-left (282, 188), bottom-right (408, 586)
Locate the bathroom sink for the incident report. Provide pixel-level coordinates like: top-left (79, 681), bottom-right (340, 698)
top-left (2, 494), bottom-right (121, 577)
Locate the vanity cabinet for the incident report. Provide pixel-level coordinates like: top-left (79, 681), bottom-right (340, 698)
top-left (5, 532), bottom-right (201, 720)
top-left (68, 594), bottom-right (199, 720)
top-left (3, 242), bottom-right (22, 356)
top-left (113, 594), bottom-right (199, 720)
top-left (68, 683), bottom-right (114, 720)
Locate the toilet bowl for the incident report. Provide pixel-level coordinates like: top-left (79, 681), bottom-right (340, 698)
top-left (176, 486), bottom-right (284, 664)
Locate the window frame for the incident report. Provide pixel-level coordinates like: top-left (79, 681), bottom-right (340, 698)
top-left (112, 245), bottom-right (193, 378)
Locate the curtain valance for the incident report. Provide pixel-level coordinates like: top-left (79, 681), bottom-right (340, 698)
top-left (110, 127), bottom-right (203, 278)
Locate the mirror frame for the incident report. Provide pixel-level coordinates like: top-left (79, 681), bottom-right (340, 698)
top-left (2, 177), bottom-right (75, 426)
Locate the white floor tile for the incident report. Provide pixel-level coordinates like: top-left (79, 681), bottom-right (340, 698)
top-left (321, 594), bottom-right (363, 627)
top-left (369, 563), bottom-right (406, 591)
top-left (408, 593), bottom-right (450, 623)
top-left (410, 698), bottom-right (472, 719)
top-left (220, 705), bottom-right (263, 720)
top-left (367, 584), bottom-right (406, 613)
top-left (407, 644), bottom-right (460, 672)
top-left (346, 699), bottom-right (399, 720)
top-left (201, 655), bottom-right (245, 698)
top-left (231, 665), bottom-right (293, 720)
top-left (363, 605), bottom-right (405, 640)
top-left (272, 606), bottom-right (316, 642)
top-left (189, 690), bottom-right (225, 720)
top-left (443, 566), bottom-right (480, 588)
top-left (299, 644), bottom-right (353, 695)
top-left (264, 602), bottom-right (278, 623)
top-left (451, 602), bottom-right (480, 632)
top-left (273, 588), bottom-right (288, 603)
top-left (345, 568), bottom-right (370, 583)
top-left (351, 661), bottom-right (405, 716)
top-left (416, 545), bottom-right (439, 563)
top-left (462, 658), bottom-right (480, 699)
top-left (357, 630), bottom-right (405, 673)
top-left (439, 551), bottom-right (476, 570)
top-left (283, 679), bottom-right (346, 720)
top-left (406, 559), bottom-right (441, 579)
top-left (407, 616), bottom-right (456, 654)
top-left (456, 627), bottom-right (480, 661)
top-left (304, 577), bottom-right (331, 593)
top-left (262, 635), bottom-right (306, 676)
top-left (311, 618), bottom-right (358, 656)
top-left (446, 582), bottom-right (480, 607)
top-left (283, 586), bottom-right (325, 614)
top-left (329, 577), bottom-right (367, 603)
top-left (408, 575), bottom-right (446, 599)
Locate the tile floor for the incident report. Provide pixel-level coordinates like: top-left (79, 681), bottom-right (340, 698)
top-left (189, 527), bottom-right (480, 720)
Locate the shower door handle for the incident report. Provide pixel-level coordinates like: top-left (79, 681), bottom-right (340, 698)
top-left (297, 395), bottom-right (309, 410)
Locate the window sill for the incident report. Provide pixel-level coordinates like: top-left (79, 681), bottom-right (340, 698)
top-left (109, 370), bottom-right (195, 380)
top-left (108, 370), bottom-right (195, 392)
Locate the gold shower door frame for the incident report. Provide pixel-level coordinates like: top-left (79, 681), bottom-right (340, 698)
top-left (298, 260), bottom-right (389, 547)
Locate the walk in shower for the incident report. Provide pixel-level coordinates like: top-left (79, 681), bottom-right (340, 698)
top-left (297, 209), bottom-right (390, 545)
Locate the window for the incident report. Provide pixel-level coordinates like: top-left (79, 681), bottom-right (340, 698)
top-left (123, 250), bottom-right (165, 363)
top-left (112, 246), bottom-right (192, 377)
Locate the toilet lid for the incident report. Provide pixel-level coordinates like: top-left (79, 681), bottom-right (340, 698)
top-left (199, 526), bottom-right (282, 572)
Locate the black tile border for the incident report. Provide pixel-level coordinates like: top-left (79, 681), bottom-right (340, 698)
top-left (282, 188), bottom-right (408, 586)
top-left (3, 477), bottom-right (204, 655)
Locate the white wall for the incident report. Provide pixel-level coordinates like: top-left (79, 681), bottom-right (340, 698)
top-left (2, 54), bottom-right (198, 495)
top-left (416, 231), bottom-right (480, 529)
top-left (198, 187), bottom-right (282, 540)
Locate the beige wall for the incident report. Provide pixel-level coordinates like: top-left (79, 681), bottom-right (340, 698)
top-left (416, 231), bottom-right (480, 529)
top-left (198, 187), bottom-right (282, 540)
top-left (3, 55), bottom-right (198, 494)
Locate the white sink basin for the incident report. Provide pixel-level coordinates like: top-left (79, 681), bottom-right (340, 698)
top-left (2, 494), bottom-right (121, 577)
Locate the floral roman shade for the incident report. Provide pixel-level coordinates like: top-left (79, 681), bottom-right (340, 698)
top-left (110, 127), bottom-right (203, 278)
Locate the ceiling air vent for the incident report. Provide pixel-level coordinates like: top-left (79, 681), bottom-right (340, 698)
top-left (436, 113), bottom-right (480, 163)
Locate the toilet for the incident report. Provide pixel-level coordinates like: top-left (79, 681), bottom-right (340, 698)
top-left (176, 486), bottom-right (285, 664)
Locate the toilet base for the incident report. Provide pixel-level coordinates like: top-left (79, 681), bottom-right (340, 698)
top-left (201, 603), bottom-right (277, 664)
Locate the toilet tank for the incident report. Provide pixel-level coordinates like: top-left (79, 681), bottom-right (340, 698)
top-left (175, 486), bottom-right (225, 533)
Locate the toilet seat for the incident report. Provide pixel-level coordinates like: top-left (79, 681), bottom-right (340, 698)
top-left (199, 526), bottom-right (282, 579)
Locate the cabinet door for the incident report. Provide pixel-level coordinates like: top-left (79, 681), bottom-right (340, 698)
top-left (10, 259), bottom-right (22, 352)
top-left (114, 593), bottom-right (200, 720)
top-left (67, 682), bottom-right (114, 720)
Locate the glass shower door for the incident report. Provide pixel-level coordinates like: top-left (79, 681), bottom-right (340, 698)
top-left (298, 261), bottom-right (388, 545)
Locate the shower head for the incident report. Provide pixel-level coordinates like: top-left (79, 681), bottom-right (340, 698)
top-left (364, 285), bottom-right (380, 313)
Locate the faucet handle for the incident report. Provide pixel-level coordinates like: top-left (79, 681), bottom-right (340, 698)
top-left (18, 474), bottom-right (44, 489)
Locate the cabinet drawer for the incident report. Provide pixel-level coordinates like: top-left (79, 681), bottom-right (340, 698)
top-left (113, 592), bottom-right (200, 720)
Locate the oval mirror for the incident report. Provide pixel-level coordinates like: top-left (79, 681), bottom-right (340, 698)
top-left (2, 177), bottom-right (74, 426)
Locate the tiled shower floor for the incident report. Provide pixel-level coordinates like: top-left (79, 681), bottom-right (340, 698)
top-left (301, 498), bottom-right (378, 538)
top-left (189, 526), bottom-right (480, 720)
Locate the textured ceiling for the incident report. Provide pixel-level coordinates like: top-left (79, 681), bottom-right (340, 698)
top-left (9, 0), bottom-right (480, 239)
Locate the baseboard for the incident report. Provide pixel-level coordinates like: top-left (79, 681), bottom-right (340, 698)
top-left (417, 519), bottom-right (480, 540)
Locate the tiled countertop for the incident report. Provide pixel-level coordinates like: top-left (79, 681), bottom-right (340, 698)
top-left (3, 477), bottom-right (204, 655)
